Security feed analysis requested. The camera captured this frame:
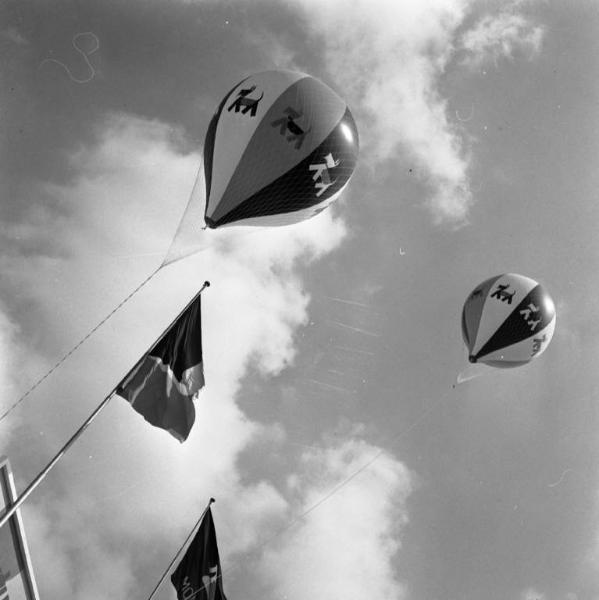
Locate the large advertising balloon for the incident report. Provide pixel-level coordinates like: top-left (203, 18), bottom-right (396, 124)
top-left (203, 70), bottom-right (359, 228)
top-left (461, 273), bottom-right (556, 368)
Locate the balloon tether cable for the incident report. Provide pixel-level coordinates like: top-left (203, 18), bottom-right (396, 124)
top-left (0, 162), bottom-right (209, 424)
top-left (0, 282), bottom-right (210, 530)
top-left (0, 266), bottom-right (161, 425)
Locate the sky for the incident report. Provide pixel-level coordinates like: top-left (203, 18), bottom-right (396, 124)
top-left (1, 0), bottom-right (599, 599)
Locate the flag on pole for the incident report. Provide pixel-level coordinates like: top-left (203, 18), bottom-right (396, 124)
top-left (116, 294), bottom-right (204, 442)
top-left (171, 507), bottom-right (227, 600)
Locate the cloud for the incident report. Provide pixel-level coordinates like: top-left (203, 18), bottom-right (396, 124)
top-left (286, 0), bottom-right (546, 226)
top-left (291, 0), bottom-right (473, 225)
top-left (22, 501), bottom-right (137, 600)
top-left (520, 588), bottom-right (547, 600)
top-left (459, 11), bottom-right (544, 67)
top-left (255, 436), bottom-right (413, 600)
top-left (0, 307), bottom-right (21, 408)
top-left (0, 112), bottom-right (349, 598)
top-left (0, 27), bottom-right (29, 46)
top-left (585, 493), bottom-right (599, 580)
top-left (0, 301), bottom-right (45, 436)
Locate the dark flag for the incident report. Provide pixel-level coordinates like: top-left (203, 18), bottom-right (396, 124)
top-left (171, 507), bottom-right (227, 600)
top-left (116, 294), bottom-right (204, 442)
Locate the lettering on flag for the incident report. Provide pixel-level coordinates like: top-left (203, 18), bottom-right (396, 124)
top-left (178, 565), bottom-right (219, 600)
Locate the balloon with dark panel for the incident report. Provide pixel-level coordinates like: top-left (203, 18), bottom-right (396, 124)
top-left (461, 273), bottom-right (556, 368)
top-left (203, 70), bottom-right (359, 229)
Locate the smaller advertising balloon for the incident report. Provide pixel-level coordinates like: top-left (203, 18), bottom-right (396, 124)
top-left (461, 273), bottom-right (556, 368)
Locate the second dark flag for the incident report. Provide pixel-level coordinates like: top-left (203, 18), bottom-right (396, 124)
top-left (171, 507), bottom-right (227, 600)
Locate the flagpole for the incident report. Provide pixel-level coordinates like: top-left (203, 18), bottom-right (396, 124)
top-left (147, 497), bottom-right (215, 600)
top-left (0, 281), bottom-right (211, 530)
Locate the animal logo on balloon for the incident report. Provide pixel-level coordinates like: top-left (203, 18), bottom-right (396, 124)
top-left (227, 85), bottom-right (264, 117)
top-left (271, 107), bottom-right (312, 150)
top-left (490, 284), bottom-right (515, 304)
top-left (309, 153), bottom-right (340, 197)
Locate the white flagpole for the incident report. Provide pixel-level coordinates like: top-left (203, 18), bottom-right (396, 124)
top-left (147, 497), bottom-right (215, 600)
top-left (0, 281), bottom-right (210, 530)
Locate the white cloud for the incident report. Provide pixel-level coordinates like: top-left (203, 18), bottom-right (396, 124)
top-left (23, 501), bottom-right (138, 599)
top-left (520, 587), bottom-right (547, 600)
top-left (1, 27), bottom-right (29, 46)
top-left (0, 302), bottom-right (44, 436)
top-left (460, 11), bottom-right (544, 67)
top-left (256, 437), bottom-right (412, 600)
top-left (0, 307), bottom-right (21, 410)
top-left (291, 0), bottom-right (473, 225)
top-left (586, 495), bottom-right (599, 577)
top-left (286, 0), bottom-right (545, 226)
top-left (1, 112), bottom-right (348, 598)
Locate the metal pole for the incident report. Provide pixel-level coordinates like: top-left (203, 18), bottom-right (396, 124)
top-left (0, 282), bottom-right (210, 530)
top-left (147, 497), bottom-right (215, 600)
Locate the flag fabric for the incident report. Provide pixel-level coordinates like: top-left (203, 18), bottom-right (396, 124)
top-left (116, 294), bottom-right (204, 442)
top-left (171, 507), bottom-right (227, 600)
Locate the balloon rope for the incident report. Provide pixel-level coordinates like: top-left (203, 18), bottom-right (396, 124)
top-left (161, 165), bottom-right (206, 268)
top-left (0, 266), bottom-right (161, 425)
top-left (239, 393), bottom-right (443, 554)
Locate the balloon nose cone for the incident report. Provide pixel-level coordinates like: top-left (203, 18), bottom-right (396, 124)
top-left (204, 216), bottom-right (217, 229)
top-left (468, 355), bottom-right (477, 363)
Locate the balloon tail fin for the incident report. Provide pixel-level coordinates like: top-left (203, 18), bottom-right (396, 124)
top-left (162, 163), bottom-right (210, 267)
top-left (161, 157), bottom-right (283, 267)
top-left (161, 228), bottom-right (213, 267)
top-left (456, 363), bottom-right (491, 385)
